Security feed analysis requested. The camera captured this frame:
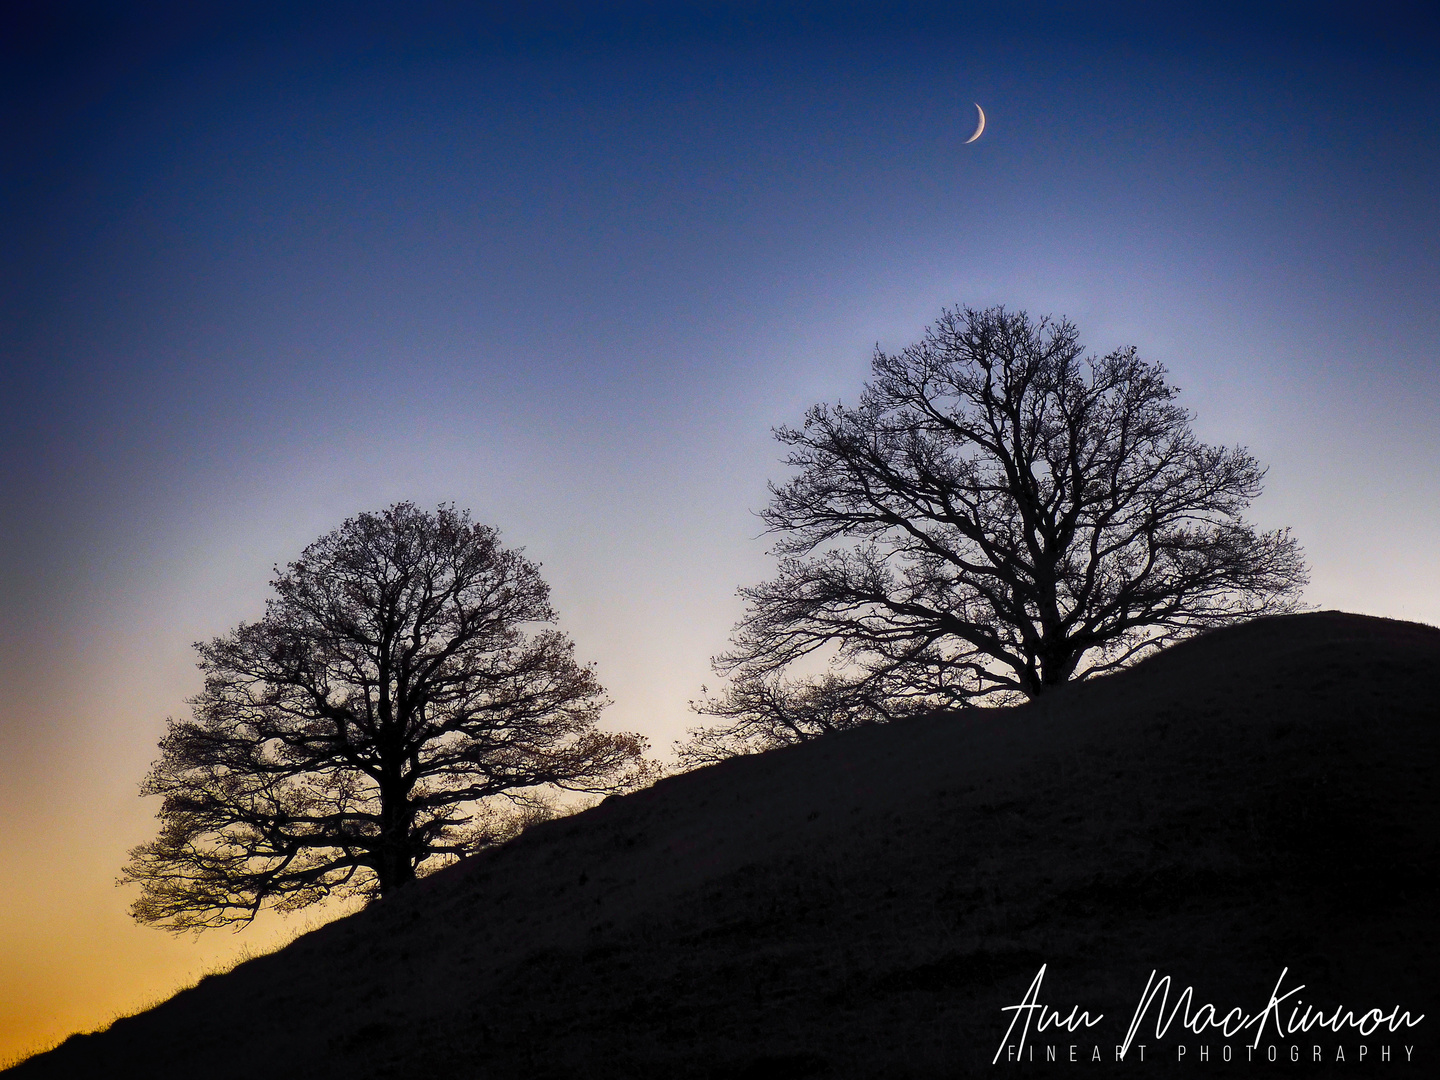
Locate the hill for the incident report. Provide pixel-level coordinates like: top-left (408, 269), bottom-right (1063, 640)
top-left (10, 611), bottom-right (1439, 1077)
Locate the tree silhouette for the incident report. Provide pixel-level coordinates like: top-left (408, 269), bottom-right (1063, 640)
top-left (682, 305), bottom-right (1307, 759)
top-left (123, 502), bottom-right (649, 930)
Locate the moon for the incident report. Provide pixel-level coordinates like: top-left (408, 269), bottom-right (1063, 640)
top-left (964, 103), bottom-right (986, 144)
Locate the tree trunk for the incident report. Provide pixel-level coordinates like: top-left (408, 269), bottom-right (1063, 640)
top-left (1027, 642), bottom-right (1081, 697)
top-left (375, 773), bottom-right (416, 896)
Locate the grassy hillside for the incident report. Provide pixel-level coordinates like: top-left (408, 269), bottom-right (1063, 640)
top-left (11, 612), bottom-right (1438, 1078)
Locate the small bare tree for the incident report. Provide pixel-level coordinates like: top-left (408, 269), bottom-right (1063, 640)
top-left (676, 673), bottom-right (897, 769)
top-left (123, 502), bottom-right (650, 930)
top-left (681, 305), bottom-right (1306, 760)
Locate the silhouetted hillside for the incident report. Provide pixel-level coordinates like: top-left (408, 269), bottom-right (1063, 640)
top-left (12, 612), bottom-right (1438, 1078)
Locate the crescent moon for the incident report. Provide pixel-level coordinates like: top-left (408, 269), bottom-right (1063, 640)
top-left (964, 103), bottom-right (986, 144)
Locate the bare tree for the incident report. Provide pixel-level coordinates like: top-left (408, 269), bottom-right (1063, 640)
top-left (676, 672), bottom-right (897, 770)
top-left (123, 502), bottom-right (650, 930)
top-left (681, 305), bottom-right (1306, 759)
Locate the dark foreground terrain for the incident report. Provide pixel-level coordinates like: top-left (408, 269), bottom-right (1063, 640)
top-left (11, 612), bottom-right (1438, 1078)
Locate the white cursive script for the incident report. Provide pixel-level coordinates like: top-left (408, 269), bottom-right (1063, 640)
top-left (992, 965), bottom-right (1104, 1064)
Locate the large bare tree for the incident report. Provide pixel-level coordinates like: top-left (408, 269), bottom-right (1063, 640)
top-left (123, 502), bottom-right (649, 930)
top-left (682, 306), bottom-right (1306, 762)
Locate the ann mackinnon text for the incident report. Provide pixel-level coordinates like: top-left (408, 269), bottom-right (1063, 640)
top-left (992, 965), bottom-right (1423, 1064)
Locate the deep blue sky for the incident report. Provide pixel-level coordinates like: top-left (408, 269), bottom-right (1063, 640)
top-left (2, 0), bottom-right (1438, 1055)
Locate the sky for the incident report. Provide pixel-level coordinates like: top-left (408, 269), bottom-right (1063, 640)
top-left (2, 0), bottom-right (1438, 1062)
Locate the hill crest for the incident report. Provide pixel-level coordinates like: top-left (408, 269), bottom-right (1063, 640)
top-left (12, 611), bottom-right (1439, 1078)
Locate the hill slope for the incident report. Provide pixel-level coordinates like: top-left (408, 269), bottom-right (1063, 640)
top-left (12, 612), bottom-right (1439, 1077)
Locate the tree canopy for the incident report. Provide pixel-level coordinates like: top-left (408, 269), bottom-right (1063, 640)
top-left (123, 502), bottom-right (649, 930)
top-left (681, 305), bottom-right (1307, 763)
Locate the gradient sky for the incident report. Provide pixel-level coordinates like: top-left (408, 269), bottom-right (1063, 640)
top-left (2, 0), bottom-right (1437, 1061)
